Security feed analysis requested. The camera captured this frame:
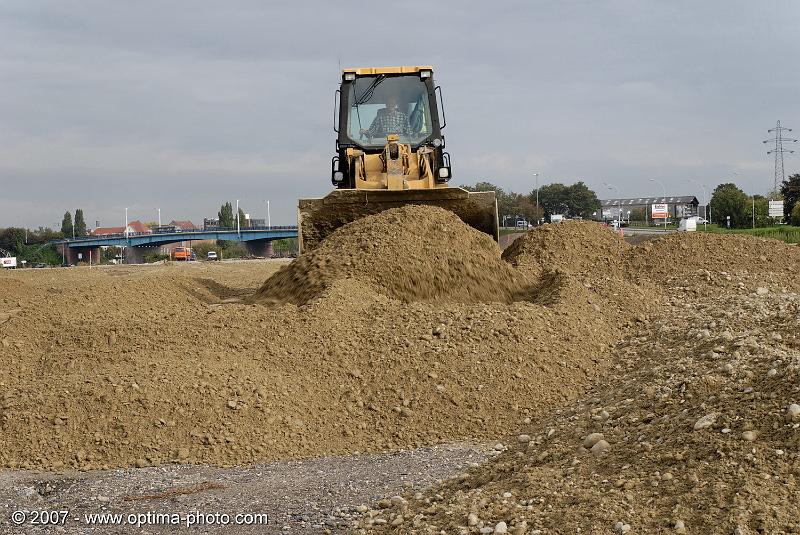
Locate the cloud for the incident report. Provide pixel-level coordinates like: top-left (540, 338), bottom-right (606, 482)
top-left (1, 0), bottom-right (799, 228)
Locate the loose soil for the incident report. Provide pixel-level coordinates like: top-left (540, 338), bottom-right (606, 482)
top-left (356, 230), bottom-right (800, 535)
top-left (3, 208), bottom-right (800, 534)
top-left (0, 214), bottom-right (655, 472)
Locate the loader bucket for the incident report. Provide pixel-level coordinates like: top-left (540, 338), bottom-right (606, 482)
top-left (297, 188), bottom-right (499, 252)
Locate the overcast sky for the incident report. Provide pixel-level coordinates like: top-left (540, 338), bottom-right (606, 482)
top-left (1, 0), bottom-right (799, 229)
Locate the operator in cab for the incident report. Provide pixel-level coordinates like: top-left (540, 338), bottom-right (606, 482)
top-left (360, 95), bottom-right (412, 138)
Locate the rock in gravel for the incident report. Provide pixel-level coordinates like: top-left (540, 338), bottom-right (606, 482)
top-left (468, 512), bottom-right (479, 526)
top-left (583, 432), bottom-right (605, 448)
top-left (495, 521), bottom-right (508, 533)
top-left (590, 439), bottom-right (610, 455)
top-left (742, 430), bottom-right (758, 442)
top-left (614, 521), bottom-right (631, 533)
top-left (517, 434), bottom-right (531, 443)
top-left (787, 404), bottom-right (800, 422)
top-left (693, 413), bottom-right (716, 430)
top-left (674, 519), bottom-right (686, 533)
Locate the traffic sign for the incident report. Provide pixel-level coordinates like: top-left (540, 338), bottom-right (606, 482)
top-left (769, 200), bottom-right (784, 218)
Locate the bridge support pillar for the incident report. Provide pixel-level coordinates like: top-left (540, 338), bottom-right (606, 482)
top-left (60, 245), bottom-right (102, 266)
top-left (124, 246), bottom-right (161, 264)
top-left (245, 239), bottom-right (274, 258)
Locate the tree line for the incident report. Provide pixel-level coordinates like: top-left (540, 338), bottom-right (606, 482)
top-left (709, 174), bottom-right (800, 228)
top-left (461, 181), bottom-right (602, 223)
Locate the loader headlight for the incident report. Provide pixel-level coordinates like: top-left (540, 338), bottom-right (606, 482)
top-left (333, 171), bottom-right (344, 182)
top-left (432, 138), bottom-right (442, 147)
top-left (420, 70), bottom-right (432, 79)
top-left (343, 72), bottom-right (356, 81)
top-left (438, 167), bottom-right (451, 179)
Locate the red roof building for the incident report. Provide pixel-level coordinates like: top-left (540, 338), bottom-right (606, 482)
top-left (169, 220), bottom-right (198, 230)
top-left (92, 226), bottom-right (125, 236)
top-left (127, 220), bottom-right (150, 233)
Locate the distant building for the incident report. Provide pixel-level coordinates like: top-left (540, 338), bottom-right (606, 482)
top-left (127, 220), bottom-right (151, 234)
top-left (599, 196), bottom-right (699, 221)
top-left (169, 220), bottom-right (198, 231)
top-left (92, 226), bottom-right (125, 236)
top-left (92, 221), bottom-right (151, 236)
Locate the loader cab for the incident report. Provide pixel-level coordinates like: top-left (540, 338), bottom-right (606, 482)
top-left (332, 66), bottom-right (450, 188)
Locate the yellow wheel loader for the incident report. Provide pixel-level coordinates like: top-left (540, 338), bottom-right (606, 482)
top-left (297, 66), bottom-right (499, 251)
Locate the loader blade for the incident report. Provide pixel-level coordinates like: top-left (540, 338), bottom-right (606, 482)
top-left (298, 188), bottom-right (499, 252)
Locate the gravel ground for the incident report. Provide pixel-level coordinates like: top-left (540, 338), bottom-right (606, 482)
top-left (0, 443), bottom-right (489, 534)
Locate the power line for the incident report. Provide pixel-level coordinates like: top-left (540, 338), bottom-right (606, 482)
top-left (763, 120), bottom-right (797, 195)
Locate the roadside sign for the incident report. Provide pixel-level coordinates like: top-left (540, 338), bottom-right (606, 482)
top-left (769, 200), bottom-right (784, 218)
top-left (1, 257), bottom-right (17, 268)
top-left (651, 203), bottom-right (669, 218)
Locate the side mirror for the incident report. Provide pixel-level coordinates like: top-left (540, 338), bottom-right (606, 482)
top-left (333, 89), bottom-right (341, 133)
top-left (435, 85), bottom-right (446, 129)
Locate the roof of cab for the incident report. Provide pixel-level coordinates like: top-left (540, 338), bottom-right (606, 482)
top-left (342, 66), bottom-right (433, 75)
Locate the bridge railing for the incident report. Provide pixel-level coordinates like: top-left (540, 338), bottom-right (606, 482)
top-left (57, 226), bottom-right (299, 243)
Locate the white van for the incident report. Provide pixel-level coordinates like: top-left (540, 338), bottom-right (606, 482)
top-left (677, 218), bottom-right (697, 232)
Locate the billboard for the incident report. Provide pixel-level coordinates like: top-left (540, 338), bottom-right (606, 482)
top-left (769, 200), bottom-right (784, 218)
top-left (1, 257), bottom-right (17, 268)
top-left (651, 203), bottom-right (669, 219)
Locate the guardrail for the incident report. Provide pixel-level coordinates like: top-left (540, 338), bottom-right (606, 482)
top-left (58, 226), bottom-right (299, 243)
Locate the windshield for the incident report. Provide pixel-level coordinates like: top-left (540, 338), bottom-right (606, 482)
top-left (346, 75), bottom-right (433, 148)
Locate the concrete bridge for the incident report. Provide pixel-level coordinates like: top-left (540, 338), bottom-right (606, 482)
top-left (55, 226), bottom-right (298, 264)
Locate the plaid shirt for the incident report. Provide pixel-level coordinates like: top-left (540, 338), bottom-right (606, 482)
top-left (366, 107), bottom-right (411, 137)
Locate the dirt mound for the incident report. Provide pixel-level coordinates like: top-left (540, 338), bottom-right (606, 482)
top-left (0, 208), bottom-right (661, 471)
top-left (0, 264), bottom-right (627, 471)
top-left (253, 205), bottom-right (527, 305)
top-left (503, 221), bottom-right (630, 278)
top-left (630, 232), bottom-right (800, 281)
top-left (359, 238), bottom-right (800, 534)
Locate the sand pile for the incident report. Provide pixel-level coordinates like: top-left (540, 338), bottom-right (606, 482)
top-left (253, 205), bottom-right (527, 305)
top-left (630, 232), bottom-right (800, 281)
top-left (505, 222), bottom-right (658, 321)
top-left (359, 234), bottom-right (800, 534)
top-left (503, 221), bottom-right (630, 278)
top-left (0, 211), bottom-right (659, 471)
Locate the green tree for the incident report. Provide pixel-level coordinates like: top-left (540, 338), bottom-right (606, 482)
top-left (73, 209), bottom-right (88, 237)
top-left (709, 183), bottom-right (749, 228)
top-left (780, 174), bottom-right (800, 219)
top-left (532, 182), bottom-right (600, 218)
top-left (61, 211), bottom-right (73, 238)
top-left (462, 182), bottom-right (516, 223)
top-left (0, 227), bottom-right (26, 253)
top-left (218, 202), bottom-right (234, 228)
top-left (792, 202), bottom-right (800, 226)
top-left (630, 207), bottom-right (646, 222)
top-left (566, 181), bottom-right (601, 218)
top-left (237, 207), bottom-right (249, 229)
top-left (744, 195), bottom-right (770, 228)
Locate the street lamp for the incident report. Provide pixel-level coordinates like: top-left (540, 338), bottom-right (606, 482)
top-left (264, 199), bottom-right (271, 229)
top-left (532, 172), bottom-right (540, 225)
top-left (650, 178), bottom-right (668, 231)
top-left (124, 207), bottom-right (129, 264)
top-left (603, 182), bottom-right (620, 228)
top-left (236, 199), bottom-right (240, 235)
top-left (157, 208), bottom-right (161, 228)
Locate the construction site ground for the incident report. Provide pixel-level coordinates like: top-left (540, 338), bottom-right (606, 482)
top-left (2, 210), bottom-right (799, 534)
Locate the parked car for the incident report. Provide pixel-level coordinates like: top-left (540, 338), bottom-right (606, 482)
top-left (207, 251), bottom-right (219, 261)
